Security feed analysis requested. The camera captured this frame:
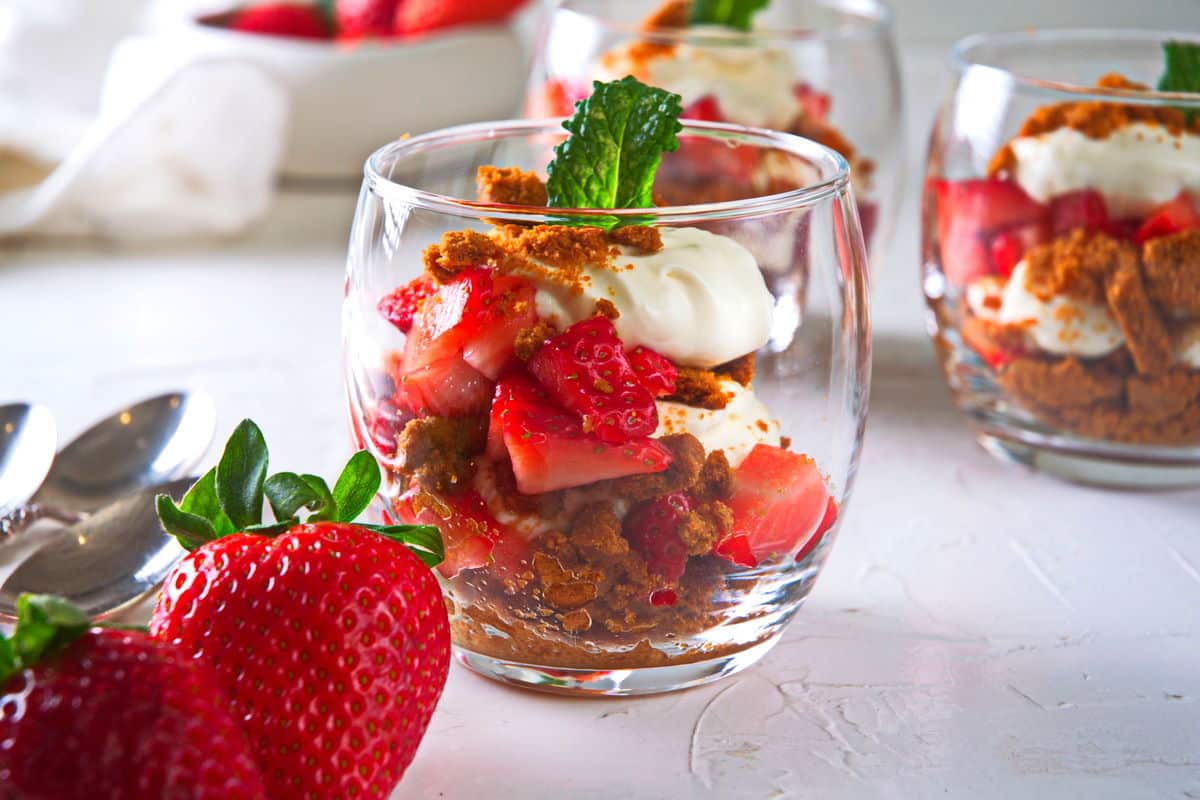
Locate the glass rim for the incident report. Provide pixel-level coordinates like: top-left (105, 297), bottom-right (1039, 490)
top-left (555, 0), bottom-right (894, 43)
top-left (363, 118), bottom-right (852, 225)
top-left (950, 28), bottom-right (1200, 107)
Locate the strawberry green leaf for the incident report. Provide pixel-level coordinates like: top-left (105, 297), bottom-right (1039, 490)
top-left (265, 472), bottom-right (327, 521)
top-left (331, 451), bottom-right (382, 523)
top-left (7, 595), bottom-right (90, 682)
top-left (0, 637), bottom-right (15, 687)
top-left (545, 76), bottom-right (683, 225)
top-left (367, 524), bottom-right (444, 568)
top-left (216, 419), bottom-right (269, 530)
top-left (242, 520), bottom-right (298, 536)
top-left (181, 468), bottom-right (235, 537)
top-left (1159, 41), bottom-right (1200, 123)
top-left (301, 474), bottom-right (337, 522)
top-left (157, 495), bottom-right (218, 551)
top-left (690, 0), bottom-right (769, 30)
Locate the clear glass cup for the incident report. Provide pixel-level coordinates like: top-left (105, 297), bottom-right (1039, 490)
top-left (923, 30), bottom-right (1200, 488)
top-left (524, 0), bottom-right (904, 272)
top-left (343, 119), bottom-right (870, 695)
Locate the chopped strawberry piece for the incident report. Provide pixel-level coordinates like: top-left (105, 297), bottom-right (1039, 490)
top-left (1134, 191), bottom-right (1200, 244)
top-left (230, 3), bottom-right (329, 38)
top-left (989, 221), bottom-right (1050, 278)
top-left (719, 444), bottom-right (832, 564)
top-left (396, 354), bottom-right (492, 417)
top-left (528, 78), bottom-right (590, 117)
top-left (795, 496), bottom-right (838, 563)
top-left (396, 488), bottom-right (527, 579)
top-left (931, 178), bottom-right (1049, 285)
top-left (490, 376), bottom-right (672, 494)
top-left (527, 317), bottom-right (659, 444)
top-left (649, 589), bottom-right (678, 607)
top-left (335, 0), bottom-right (400, 39)
top-left (378, 277), bottom-right (436, 334)
top-left (713, 534), bottom-right (757, 568)
top-left (623, 493), bottom-right (691, 582)
top-left (394, 0), bottom-right (528, 36)
top-left (402, 267), bottom-right (535, 379)
top-left (683, 95), bottom-right (723, 122)
top-left (793, 82), bottom-right (832, 122)
top-left (626, 345), bottom-right (677, 397)
top-left (1050, 190), bottom-right (1109, 236)
top-left (1104, 217), bottom-right (1142, 240)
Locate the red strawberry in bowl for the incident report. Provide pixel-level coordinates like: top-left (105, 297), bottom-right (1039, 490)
top-left (229, 3), bottom-right (330, 39)
top-left (0, 596), bottom-right (266, 799)
top-left (394, 0), bottom-right (529, 37)
top-left (335, 0), bottom-right (401, 39)
top-left (490, 375), bottom-right (673, 494)
top-left (716, 444), bottom-right (835, 567)
top-left (152, 421), bottom-right (450, 800)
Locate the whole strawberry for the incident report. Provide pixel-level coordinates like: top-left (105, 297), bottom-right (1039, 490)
top-left (394, 0), bottom-right (529, 37)
top-left (0, 595), bottom-right (266, 800)
top-left (152, 420), bottom-right (449, 800)
top-left (230, 2), bottom-right (330, 39)
top-left (335, 0), bottom-right (402, 39)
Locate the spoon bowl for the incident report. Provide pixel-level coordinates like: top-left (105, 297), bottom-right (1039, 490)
top-left (0, 477), bottom-right (196, 620)
top-left (0, 403), bottom-right (56, 517)
top-left (33, 392), bottom-right (215, 514)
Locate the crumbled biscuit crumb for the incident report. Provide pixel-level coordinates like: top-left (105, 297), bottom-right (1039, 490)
top-left (679, 501), bottom-right (732, 556)
top-left (561, 608), bottom-right (592, 633)
top-left (572, 504), bottom-right (629, 556)
top-left (667, 367), bottom-right (731, 410)
top-left (1105, 259), bottom-right (1173, 376)
top-left (422, 230), bottom-right (508, 282)
top-left (999, 356), bottom-right (1125, 409)
top-left (714, 353), bottom-right (755, 386)
top-left (476, 165), bottom-right (548, 207)
top-left (395, 416), bottom-right (486, 492)
top-left (594, 298), bottom-right (620, 320)
top-left (1023, 229), bottom-right (1134, 304)
top-left (608, 225), bottom-right (664, 253)
top-left (514, 321), bottom-right (557, 361)
top-left (1142, 230), bottom-right (1200, 315)
top-left (603, 433), bottom-right (706, 502)
top-left (695, 450), bottom-right (734, 502)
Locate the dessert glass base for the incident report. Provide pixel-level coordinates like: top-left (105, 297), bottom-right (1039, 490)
top-left (454, 635), bottom-right (780, 696)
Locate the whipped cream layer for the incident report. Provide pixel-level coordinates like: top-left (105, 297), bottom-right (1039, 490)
top-left (595, 33), bottom-right (801, 130)
top-left (529, 227), bottom-right (774, 368)
top-left (655, 381), bottom-right (780, 467)
top-left (1009, 123), bottom-right (1200, 217)
top-left (968, 262), bottom-right (1125, 357)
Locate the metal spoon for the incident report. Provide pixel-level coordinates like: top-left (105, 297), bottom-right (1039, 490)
top-left (0, 392), bottom-right (216, 539)
top-left (0, 403), bottom-right (56, 518)
top-left (0, 477), bottom-right (195, 620)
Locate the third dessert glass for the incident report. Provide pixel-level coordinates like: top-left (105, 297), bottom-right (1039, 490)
top-left (525, 0), bottom-right (903, 267)
top-left (925, 31), bottom-right (1200, 487)
top-left (344, 102), bottom-right (870, 695)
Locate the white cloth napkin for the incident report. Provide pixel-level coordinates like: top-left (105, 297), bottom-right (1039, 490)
top-left (0, 2), bottom-right (289, 241)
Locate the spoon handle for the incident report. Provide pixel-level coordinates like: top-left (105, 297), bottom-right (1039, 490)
top-left (0, 504), bottom-right (82, 541)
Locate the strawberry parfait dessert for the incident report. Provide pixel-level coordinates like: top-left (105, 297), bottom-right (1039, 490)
top-left (926, 32), bottom-right (1200, 485)
top-left (527, 0), bottom-right (902, 257)
top-left (344, 78), bottom-right (870, 693)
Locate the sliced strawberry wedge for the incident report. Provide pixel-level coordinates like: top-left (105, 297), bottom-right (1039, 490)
top-left (989, 221), bottom-right (1051, 279)
top-left (931, 178), bottom-right (1050, 285)
top-left (1134, 191), bottom-right (1200, 244)
top-left (396, 354), bottom-right (492, 417)
top-left (395, 487), bottom-right (529, 579)
top-left (491, 376), bottom-right (672, 494)
top-left (527, 317), bottom-right (659, 443)
top-left (718, 444), bottom-right (833, 565)
top-left (378, 276), bottom-right (436, 334)
top-left (626, 345), bottom-right (677, 397)
top-left (1050, 190), bottom-right (1109, 236)
top-left (623, 493), bottom-right (691, 583)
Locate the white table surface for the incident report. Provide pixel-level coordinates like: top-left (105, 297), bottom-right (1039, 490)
top-left (3, 46), bottom-right (1199, 799)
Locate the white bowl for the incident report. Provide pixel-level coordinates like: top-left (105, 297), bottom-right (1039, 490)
top-left (184, 18), bottom-right (528, 180)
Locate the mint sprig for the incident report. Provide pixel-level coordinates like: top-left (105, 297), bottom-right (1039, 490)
top-left (545, 76), bottom-right (683, 225)
top-left (156, 420), bottom-right (443, 567)
top-left (0, 595), bottom-right (92, 686)
top-left (690, 0), bottom-right (768, 31)
top-left (1158, 41), bottom-right (1200, 123)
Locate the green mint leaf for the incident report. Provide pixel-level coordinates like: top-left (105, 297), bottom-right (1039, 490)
top-left (215, 419), bottom-right (269, 530)
top-left (0, 637), bottom-right (16, 687)
top-left (11, 595), bottom-right (90, 673)
top-left (300, 474), bottom-right (337, 522)
top-left (265, 472), bottom-right (327, 521)
top-left (1159, 41), bottom-right (1200, 123)
top-left (181, 468), bottom-right (235, 537)
top-left (331, 451), bottom-right (382, 523)
top-left (157, 495), bottom-right (218, 551)
top-left (545, 76), bottom-right (683, 222)
top-left (366, 524), bottom-right (445, 568)
top-left (690, 0), bottom-right (768, 31)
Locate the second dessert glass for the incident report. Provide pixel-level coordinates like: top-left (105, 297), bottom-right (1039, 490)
top-left (524, 0), bottom-right (904, 270)
top-left (344, 119), bottom-right (870, 695)
top-left (924, 30), bottom-right (1200, 487)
